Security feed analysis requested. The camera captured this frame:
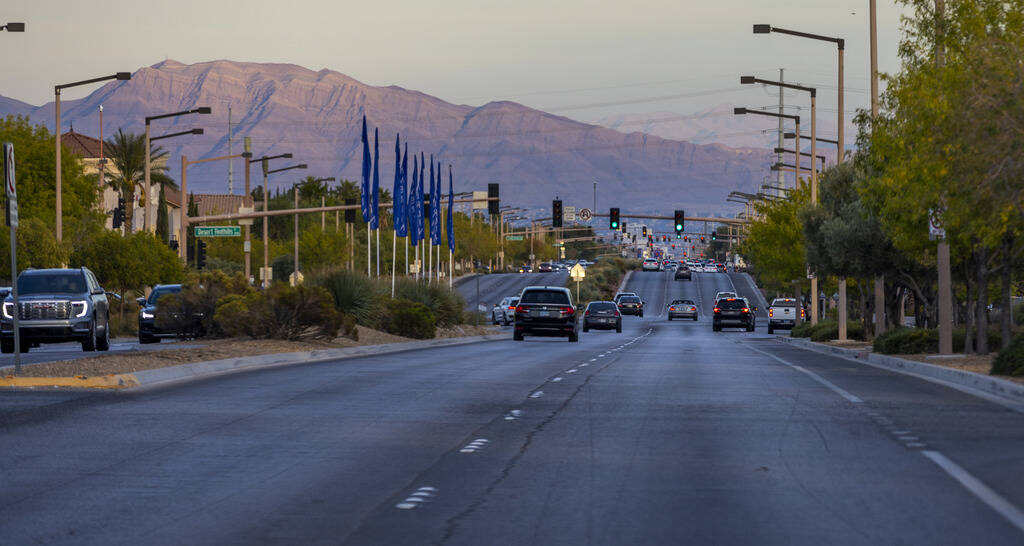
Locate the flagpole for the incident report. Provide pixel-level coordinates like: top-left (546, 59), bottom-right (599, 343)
top-left (367, 228), bottom-right (371, 278)
top-left (405, 238), bottom-right (409, 276)
top-left (391, 230), bottom-right (396, 296)
top-left (449, 249), bottom-right (453, 289)
top-left (376, 228), bottom-right (380, 278)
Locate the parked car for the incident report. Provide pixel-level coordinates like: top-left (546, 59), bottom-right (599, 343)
top-left (674, 266), bottom-right (692, 281)
top-left (667, 299), bottom-right (698, 320)
top-left (582, 301), bottom-right (622, 333)
top-left (767, 298), bottom-right (801, 334)
top-left (492, 296), bottom-right (520, 325)
top-left (1, 267), bottom-right (111, 353)
top-left (513, 286), bottom-right (579, 342)
top-left (713, 297), bottom-right (756, 332)
top-left (617, 296), bottom-right (644, 317)
top-left (137, 284), bottom-right (184, 343)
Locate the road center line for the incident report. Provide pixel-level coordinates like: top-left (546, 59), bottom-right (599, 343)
top-left (921, 450), bottom-right (1024, 534)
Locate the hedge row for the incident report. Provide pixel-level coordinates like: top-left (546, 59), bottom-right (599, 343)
top-left (872, 327), bottom-right (1005, 355)
top-left (790, 320), bottom-right (865, 342)
top-left (992, 335), bottom-right (1024, 377)
top-left (569, 258), bottom-right (642, 304)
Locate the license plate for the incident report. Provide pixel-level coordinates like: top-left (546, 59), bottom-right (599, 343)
top-left (538, 311), bottom-right (550, 317)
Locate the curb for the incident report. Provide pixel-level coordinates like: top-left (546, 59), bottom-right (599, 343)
top-left (617, 271), bottom-right (633, 295)
top-left (778, 336), bottom-right (1024, 406)
top-left (0, 334), bottom-right (508, 391)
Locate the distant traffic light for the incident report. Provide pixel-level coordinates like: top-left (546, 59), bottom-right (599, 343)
top-left (196, 240), bottom-right (208, 269)
top-left (700, 236), bottom-right (705, 243)
top-left (671, 244), bottom-right (675, 249)
top-left (674, 210), bottom-right (685, 233)
top-left (552, 199), bottom-right (563, 228)
top-left (112, 197), bottom-right (125, 229)
top-left (712, 232), bottom-right (717, 241)
top-left (609, 207), bottom-right (620, 229)
top-left (642, 226), bottom-right (647, 237)
top-left (488, 183), bottom-right (500, 215)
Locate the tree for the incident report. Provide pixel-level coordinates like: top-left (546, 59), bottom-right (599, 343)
top-left (104, 129), bottom-right (169, 233)
top-left (736, 182), bottom-right (811, 296)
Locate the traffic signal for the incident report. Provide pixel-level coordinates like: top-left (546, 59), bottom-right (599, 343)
top-left (609, 207), bottom-right (620, 229)
top-left (676, 232), bottom-right (681, 239)
top-left (552, 199), bottom-right (563, 228)
top-left (488, 183), bottom-right (500, 215)
top-left (700, 236), bottom-right (705, 243)
top-left (620, 221), bottom-right (627, 232)
top-left (642, 226), bottom-right (647, 237)
top-left (712, 233), bottom-right (717, 241)
top-left (671, 244), bottom-right (675, 249)
top-left (344, 197), bottom-right (356, 223)
top-left (674, 210), bottom-right (684, 234)
top-left (112, 197), bottom-right (125, 229)
top-left (197, 240), bottom-right (208, 269)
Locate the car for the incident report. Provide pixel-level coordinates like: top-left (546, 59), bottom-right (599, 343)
top-left (617, 295), bottom-right (644, 317)
top-left (582, 301), bottom-right (622, 333)
top-left (767, 298), bottom-right (802, 334)
top-left (667, 299), bottom-right (698, 321)
top-left (642, 258), bottom-right (660, 272)
top-left (713, 297), bottom-right (756, 332)
top-left (491, 296), bottom-right (519, 325)
top-left (1, 267), bottom-right (111, 353)
top-left (518, 264), bottom-right (533, 274)
top-left (513, 286), bottom-right (579, 342)
top-left (716, 263), bottom-right (727, 273)
top-left (714, 291), bottom-right (738, 302)
top-left (537, 263), bottom-right (554, 273)
top-left (674, 266), bottom-right (691, 281)
top-left (137, 284), bottom-right (184, 343)
top-left (614, 292), bottom-right (638, 304)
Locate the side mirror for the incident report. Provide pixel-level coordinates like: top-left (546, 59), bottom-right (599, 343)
top-left (136, 297), bottom-right (146, 306)
top-left (93, 287), bottom-right (105, 295)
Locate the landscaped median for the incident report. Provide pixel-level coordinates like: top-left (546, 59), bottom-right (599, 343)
top-left (0, 325), bottom-right (503, 391)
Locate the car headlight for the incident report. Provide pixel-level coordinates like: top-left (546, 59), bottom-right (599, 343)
top-left (141, 311), bottom-right (154, 319)
top-left (2, 302), bottom-right (14, 319)
top-left (71, 300), bottom-right (89, 318)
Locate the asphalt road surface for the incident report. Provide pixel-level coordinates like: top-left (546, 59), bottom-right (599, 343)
top-left (2, 271), bottom-right (1023, 545)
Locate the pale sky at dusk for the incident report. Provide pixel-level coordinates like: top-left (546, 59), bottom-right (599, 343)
top-left (1, 1), bottom-right (911, 143)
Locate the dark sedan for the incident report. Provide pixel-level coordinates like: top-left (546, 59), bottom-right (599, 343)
top-left (674, 266), bottom-right (691, 281)
top-left (137, 284), bottom-right (183, 343)
top-left (582, 301), bottom-right (622, 333)
top-left (617, 296), bottom-right (644, 317)
top-left (713, 298), bottom-right (756, 332)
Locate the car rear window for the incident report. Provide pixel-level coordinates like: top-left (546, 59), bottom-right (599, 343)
top-left (620, 297), bottom-right (641, 304)
top-left (672, 300), bottom-right (695, 305)
top-left (718, 300), bottom-right (747, 310)
top-left (588, 302), bottom-right (617, 311)
top-left (520, 290), bottom-right (570, 304)
top-left (772, 300), bottom-right (797, 307)
top-left (18, 273), bottom-right (87, 295)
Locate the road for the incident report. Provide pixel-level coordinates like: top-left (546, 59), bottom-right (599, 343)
top-left (2, 270), bottom-right (1023, 545)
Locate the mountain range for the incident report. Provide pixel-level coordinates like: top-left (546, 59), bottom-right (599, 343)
top-left (0, 59), bottom-right (774, 216)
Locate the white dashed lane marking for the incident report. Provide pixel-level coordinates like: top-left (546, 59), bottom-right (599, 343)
top-left (396, 486), bottom-right (438, 510)
top-left (551, 377), bottom-right (563, 382)
top-left (530, 391), bottom-right (544, 399)
top-left (460, 438), bottom-right (490, 453)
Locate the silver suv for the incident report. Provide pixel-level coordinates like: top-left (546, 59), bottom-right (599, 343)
top-left (1, 268), bottom-right (111, 353)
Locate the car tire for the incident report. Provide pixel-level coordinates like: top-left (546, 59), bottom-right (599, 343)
top-left (616, 322), bottom-right (622, 333)
top-left (639, 311), bottom-right (644, 318)
top-left (583, 325), bottom-right (589, 332)
top-left (693, 316), bottom-right (698, 321)
top-left (667, 316), bottom-right (673, 321)
top-left (767, 325), bottom-right (774, 334)
top-left (0, 338), bottom-right (12, 353)
top-left (568, 331), bottom-right (579, 342)
top-left (82, 321), bottom-right (97, 351)
top-left (747, 323), bottom-right (755, 332)
top-left (96, 318), bottom-right (110, 351)
top-left (513, 330), bottom-right (524, 341)
top-left (139, 334), bottom-right (155, 344)
top-left (713, 324), bottom-right (721, 332)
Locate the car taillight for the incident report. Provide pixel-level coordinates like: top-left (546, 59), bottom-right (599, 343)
top-left (801, 309), bottom-right (806, 318)
top-left (769, 309), bottom-right (774, 317)
top-left (670, 307), bottom-right (675, 311)
top-left (743, 308), bottom-right (749, 313)
top-left (515, 305), bottom-right (527, 314)
top-left (561, 306), bottom-right (575, 315)
top-left (585, 310), bottom-right (591, 317)
top-left (614, 311), bottom-right (620, 317)
top-left (690, 307), bottom-right (696, 311)
top-left (713, 307), bottom-right (720, 313)
top-left (508, 306), bottom-right (515, 310)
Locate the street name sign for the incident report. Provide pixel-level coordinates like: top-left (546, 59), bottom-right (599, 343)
top-left (505, 235), bottom-right (524, 241)
top-left (195, 226), bottom-right (241, 237)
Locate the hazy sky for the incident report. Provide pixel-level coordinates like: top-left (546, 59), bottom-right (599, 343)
top-left (1, 0), bottom-right (911, 143)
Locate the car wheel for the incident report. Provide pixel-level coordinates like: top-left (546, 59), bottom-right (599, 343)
top-left (96, 318), bottom-right (111, 351)
top-left (583, 325), bottom-right (589, 332)
top-left (639, 311), bottom-right (644, 318)
top-left (513, 330), bottom-right (524, 341)
top-left (693, 316), bottom-right (698, 321)
top-left (667, 316), bottom-right (673, 321)
top-left (82, 322), bottom-right (97, 351)
top-left (569, 331), bottom-right (579, 342)
top-left (139, 334), bottom-right (154, 344)
top-left (747, 323), bottom-right (755, 332)
top-left (616, 322), bottom-right (622, 333)
top-left (0, 338), bottom-right (12, 353)
top-left (713, 324), bottom-right (721, 332)
top-left (767, 325), bottom-right (774, 334)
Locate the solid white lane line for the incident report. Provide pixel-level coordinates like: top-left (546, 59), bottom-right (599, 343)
top-left (566, 369), bottom-right (577, 374)
top-left (921, 450), bottom-right (1024, 534)
top-left (747, 345), bottom-right (863, 404)
top-left (589, 358), bottom-right (597, 362)
top-left (551, 377), bottom-right (563, 382)
top-left (530, 391), bottom-right (544, 398)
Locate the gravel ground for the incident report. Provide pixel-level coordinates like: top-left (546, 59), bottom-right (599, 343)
top-left (6, 324), bottom-right (499, 378)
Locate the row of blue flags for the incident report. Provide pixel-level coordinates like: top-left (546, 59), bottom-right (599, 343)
top-left (360, 115), bottom-right (454, 250)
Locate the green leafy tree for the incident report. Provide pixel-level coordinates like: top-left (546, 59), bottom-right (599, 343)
top-left (736, 182), bottom-right (811, 295)
top-left (104, 129), bottom-right (169, 234)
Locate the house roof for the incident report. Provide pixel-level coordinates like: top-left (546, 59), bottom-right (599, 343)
top-left (164, 189), bottom-right (253, 217)
top-left (62, 131), bottom-right (103, 159)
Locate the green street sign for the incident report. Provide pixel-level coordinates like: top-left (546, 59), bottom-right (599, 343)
top-left (195, 226), bottom-right (241, 237)
top-left (505, 235), bottom-right (524, 241)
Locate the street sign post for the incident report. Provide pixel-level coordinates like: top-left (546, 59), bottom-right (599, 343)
top-left (570, 262), bottom-right (586, 301)
top-left (4, 142), bottom-right (20, 373)
top-left (194, 225), bottom-right (241, 237)
top-left (929, 208), bottom-right (946, 240)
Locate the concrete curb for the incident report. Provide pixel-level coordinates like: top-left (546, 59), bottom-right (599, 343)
top-left (1, 334), bottom-right (508, 391)
top-left (617, 271), bottom-right (633, 295)
top-left (778, 336), bottom-right (1024, 406)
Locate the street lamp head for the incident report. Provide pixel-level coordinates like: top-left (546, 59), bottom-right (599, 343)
top-left (297, 164), bottom-right (307, 169)
top-left (196, 107), bottom-right (212, 114)
top-left (753, 24), bottom-right (772, 34)
top-left (191, 128), bottom-right (204, 135)
top-left (770, 163), bottom-right (782, 171)
top-left (740, 76), bottom-right (756, 85)
top-left (283, 153), bottom-right (293, 159)
top-left (784, 132), bottom-right (796, 139)
top-left (115, 72), bottom-right (132, 81)
top-left (4, 22), bottom-right (25, 32)
top-left (773, 147), bottom-right (785, 153)
top-left (241, 151), bottom-right (253, 158)
top-left (733, 107), bottom-right (747, 115)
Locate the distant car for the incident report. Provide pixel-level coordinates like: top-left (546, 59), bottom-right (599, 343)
top-left (617, 296), bottom-right (644, 317)
top-left (714, 291), bottom-right (738, 303)
top-left (2, 267), bottom-right (111, 353)
top-left (537, 263), bottom-right (554, 272)
top-left (137, 284), bottom-right (185, 343)
top-left (614, 292), bottom-right (638, 305)
top-left (513, 286), bottom-right (579, 342)
top-left (713, 297), bottom-right (756, 332)
top-left (0, 287), bottom-right (9, 299)
top-left (518, 264), bottom-right (533, 274)
top-left (667, 299), bottom-right (698, 321)
top-left (492, 296), bottom-right (519, 325)
top-left (716, 263), bottom-right (727, 273)
top-left (674, 266), bottom-right (691, 281)
top-left (642, 258), bottom-right (660, 272)
top-left (582, 301), bottom-right (622, 333)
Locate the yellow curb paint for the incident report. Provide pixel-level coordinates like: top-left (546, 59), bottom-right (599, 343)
top-left (0, 374), bottom-right (139, 389)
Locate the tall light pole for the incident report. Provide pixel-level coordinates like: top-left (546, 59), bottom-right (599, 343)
top-left (870, 0), bottom-right (886, 337)
top-left (251, 153), bottom-right (294, 287)
top-left (150, 128), bottom-right (204, 239)
top-left (734, 107), bottom-right (802, 188)
top-left (754, 24), bottom-right (845, 163)
top-left (54, 71), bottom-right (131, 242)
top-left (179, 150), bottom-right (250, 262)
top-left (145, 107), bottom-right (211, 233)
top-left (271, 164), bottom-right (309, 286)
top-left (311, 176), bottom-right (337, 230)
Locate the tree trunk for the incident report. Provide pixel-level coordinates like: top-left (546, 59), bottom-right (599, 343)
top-left (976, 246), bottom-right (989, 355)
top-left (1001, 233), bottom-right (1013, 350)
top-left (123, 188), bottom-right (135, 234)
top-left (964, 270), bottom-right (974, 355)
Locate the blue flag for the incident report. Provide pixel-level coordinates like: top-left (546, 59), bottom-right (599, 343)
top-left (360, 116), bottom-right (371, 222)
top-left (447, 165), bottom-right (454, 252)
top-left (419, 152), bottom-right (427, 242)
top-left (395, 139), bottom-right (407, 237)
top-left (371, 128), bottom-right (380, 230)
top-left (431, 159), bottom-right (441, 246)
top-left (409, 154), bottom-right (418, 246)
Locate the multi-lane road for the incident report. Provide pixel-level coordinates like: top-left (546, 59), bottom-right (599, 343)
top-left (2, 270), bottom-right (1023, 545)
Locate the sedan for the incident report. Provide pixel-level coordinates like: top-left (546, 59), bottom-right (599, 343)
top-left (674, 266), bottom-right (691, 281)
top-left (617, 296), bottom-right (644, 317)
top-left (492, 296), bottom-right (519, 325)
top-left (667, 299), bottom-right (698, 321)
top-left (582, 301), bottom-right (622, 333)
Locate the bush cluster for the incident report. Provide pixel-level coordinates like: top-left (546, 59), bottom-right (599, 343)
top-left (214, 284), bottom-right (348, 341)
top-left (316, 269), bottom-right (464, 332)
top-left (155, 270), bottom-right (251, 339)
top-left (992, 334), bottom-right (1024, 377)
top-left (872, 327), bottom-right (1005, 354)
top-left (790, 321), bottom-right (815, 338)
top-left (808, 320), bottom-right (866, 342)
top-left (378, 299), bottom-right (436, 339)
top-left (569, 258), bottom-right (641, 304)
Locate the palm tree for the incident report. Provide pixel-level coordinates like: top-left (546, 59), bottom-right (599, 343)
top-left (104, 129), bottom-right (168, 233)
top-left (295, 175), bottom-right (329, 203)
top-left (337, 180), bottom-right (359, 201)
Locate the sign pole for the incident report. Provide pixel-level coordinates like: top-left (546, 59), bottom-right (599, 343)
top-left (5, 143), bottom-right (21, 373)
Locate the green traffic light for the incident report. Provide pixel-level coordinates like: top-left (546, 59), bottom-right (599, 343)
top-left (675, 224), bottom-right (682, 231)
top-left (611, 221), bottom-right (618, 228)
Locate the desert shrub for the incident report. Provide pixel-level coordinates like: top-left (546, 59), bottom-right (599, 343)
top-left (992, 334), bottom-right (1024, 377)
top-left (214, 284), bottom-right (343, 340)
top-left (394, 278), bottom-right (464, 326)
top-left (378, 299), bottom-right (436, 339)
top-left (790, 321), bottom-right (815, 338)
top-left (569, 258), bottom-right (639, 304)
top-left (873, 327), bottom-right (936, 354)
top-left (808, 320), bottom-right (866, 342)
top-left (316, 269), bottom-right (382, 326)
top-left (155, 270), bottom-right (252, 338)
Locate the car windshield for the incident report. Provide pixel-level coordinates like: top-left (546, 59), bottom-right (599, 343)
top-left (17, 273), bottom-right (87, 295)
top-left (718, 300), bottom-right (747, 310)
top-left (671, 300), bottom-right (694, 305)
top-left (588, 302), bottom-right (617, 311)
top-left (520, 290), bottom-right (570, 304)
top-left (620, 297), bottom-right (641, 304)
top-left (148, 286), bottom-right (181, 305)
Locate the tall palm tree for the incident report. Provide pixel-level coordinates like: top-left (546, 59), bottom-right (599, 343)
top-left (104, 129), bottom-right (168, 233)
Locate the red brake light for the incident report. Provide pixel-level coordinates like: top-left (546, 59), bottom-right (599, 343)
top-left (769, 309), bottom-right (774, 317)
top-left (713, 307), bottom-right (720, 313)
top-left (515, 305), bottom-right (527, 313)
top-left (743, 308), bottom-right (749, 313)
top-left (670, 307), bottom-right (676, 311)
top-left (690, 307), bottom-right (697, 311)
top-left (585, 310), bottom-right (591, 316)
top-left (508, 306), bottom-right (515, 310)
top-left (614, 311), bottom-right (620, 317)
top-left (561, 306), bottom-right (575, 315)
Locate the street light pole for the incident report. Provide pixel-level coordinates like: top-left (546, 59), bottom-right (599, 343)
top-left (54, 72), bottom-right (131, 242)
top-left (145, 107), bottom-right (211, 233)
top-left (265, 162), bottom-right (307, 286)
top-left (870, 0), bottom-right (886, 337)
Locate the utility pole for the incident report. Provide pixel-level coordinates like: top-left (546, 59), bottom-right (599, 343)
top-left (228, 106), bottom-right (233, 195)
top-left (777, 68), bottom-right (785, 196)
top-left (935, 0), bottom-right (953, 354)
top-left (871, 0), bottom-right (886, 337)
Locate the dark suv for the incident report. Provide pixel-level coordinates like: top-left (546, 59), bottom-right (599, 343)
top-left (137, 284), bottom-right (183, 344)
top-left (513, 286), bottom-right (579, 342)
top-left (1, 268), bottom-right (111, 353)
top-left (712, 297), bottom-right (756, 332)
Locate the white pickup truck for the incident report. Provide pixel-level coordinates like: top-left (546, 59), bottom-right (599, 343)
top-left (767, 298), bottom-right (801, 334)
